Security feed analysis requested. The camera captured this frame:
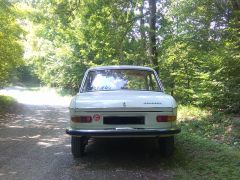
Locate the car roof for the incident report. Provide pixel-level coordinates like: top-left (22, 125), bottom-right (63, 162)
top-left (88, 65), bottom-right (154, 71)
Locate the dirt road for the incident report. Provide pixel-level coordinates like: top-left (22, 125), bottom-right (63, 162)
top-left (0, 87), bottom-right (174, 180)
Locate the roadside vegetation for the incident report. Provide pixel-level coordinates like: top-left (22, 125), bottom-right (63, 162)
top-left (173, 130), bottom-right (240, 179)
top-left (0, 95), bottom-right (17, 113)
top-left (0, 0), bottom-right (239, 178)
top-left (178, 106), bottom-right (240, 148)
top-left (170, 106), bottom-right (240, 179)
top-left (1, 0), bottom-right (240, 113)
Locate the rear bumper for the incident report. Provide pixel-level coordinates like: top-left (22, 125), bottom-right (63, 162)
top-left (66, 128), bottom-right (181, 137)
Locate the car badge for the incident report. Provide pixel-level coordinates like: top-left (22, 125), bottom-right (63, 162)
top-left (144, 102), bottom-right (162, 104)
top-left (123, 102), bottom-right (126, 107)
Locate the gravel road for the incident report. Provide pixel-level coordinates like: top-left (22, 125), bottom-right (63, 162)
top-left (0, 87), bottom-right (175, 180)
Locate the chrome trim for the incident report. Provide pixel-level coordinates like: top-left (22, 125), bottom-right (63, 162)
top-left (66, 127), bottom-right (181, 137)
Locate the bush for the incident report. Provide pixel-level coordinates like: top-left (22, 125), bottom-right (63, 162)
top-left (0, 95), bottom-right (17, 113)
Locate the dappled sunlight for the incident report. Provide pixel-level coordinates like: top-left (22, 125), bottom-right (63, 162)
top-left (0, 91), bottom-right (71, 180)
top-left (0, 172), bottom-right (17, 177)
top-left (0, 132), bottom-right (66, 145)
top-left (0, 104), bottom-right (69, 130)
top-left (1, 0), bottom-right (240, 178)
top-left (37, 141), bottom-right (54, 148)
top-left (0, 125), bottom-right (70, 179)
top-left (6, 125), bottom-right (24, 128)
top-left (36, 136), bottom-right (67, 148)
top-left (54, 152), bottom-right (64, 156)
top-left (177, 105), bottom-right (211, 122)
top-left (0, 86), bottom-right (72, 106)
top-left (177, 106), bottom-right (240, 148)
top-left (0, 136), bottom-right (25, 142)
top-left (40, 138), bottom-right (61, 142)
top-left (28, 135), bottom-right (41, 139)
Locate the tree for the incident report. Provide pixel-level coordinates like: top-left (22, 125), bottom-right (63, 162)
top-left (0, 0), bottom-right (23, 86)
top-left (16, 0), bottom-right (240, 112)
top-left (148, 0), bottom-right (158, 72)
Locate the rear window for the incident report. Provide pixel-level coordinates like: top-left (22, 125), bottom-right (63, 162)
top-left (82, 69), bottom-right (161, 92)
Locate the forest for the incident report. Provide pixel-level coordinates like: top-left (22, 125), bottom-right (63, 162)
top-left (1, 1), bottom-right (240, 179)
top-left (1, 0), bottom-right (240, 113)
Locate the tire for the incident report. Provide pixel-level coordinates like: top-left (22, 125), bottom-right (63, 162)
top-left (158, 136), bottom-right (174, 157)
top-left (71, 136), bottom-right (87, 158)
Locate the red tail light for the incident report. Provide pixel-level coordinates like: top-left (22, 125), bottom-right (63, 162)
top-left (71, 116), bottom-right (92, 123)
top-left (156, 115), bottom-right (176, 122)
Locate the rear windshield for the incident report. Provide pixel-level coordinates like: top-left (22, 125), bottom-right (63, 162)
top-left (82, 69), bottom-right (161, 92)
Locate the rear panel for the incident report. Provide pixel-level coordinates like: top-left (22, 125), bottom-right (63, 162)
top-left (70, 110), bottom-right (175, 130)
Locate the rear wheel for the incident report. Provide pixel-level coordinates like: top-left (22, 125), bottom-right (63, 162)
top-left (71, 136), bottom-right (88, 158)
top-left (158, 136), bottom-right (174, 157)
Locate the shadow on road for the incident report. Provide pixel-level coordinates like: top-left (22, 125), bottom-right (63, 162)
top-left (66, 138), bottom-right (175, 179)
top-left (0, 91), bottom-right (175, 179)
top-left (83, 138), bottom-right (163, 168)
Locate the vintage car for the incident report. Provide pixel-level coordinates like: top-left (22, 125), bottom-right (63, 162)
top-left (66, 65), bottom-right (180, 157)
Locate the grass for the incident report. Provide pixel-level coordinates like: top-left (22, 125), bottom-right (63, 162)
top-left (172, 131), bottom-right (240, 179)
top-left (171, 105), bottom-right (240, 179)
top-left (0, 95), bottom-right (17, 113)
top-left (178, 105), bottom-right (240, 148)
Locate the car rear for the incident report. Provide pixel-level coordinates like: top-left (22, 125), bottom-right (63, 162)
top-left (66, 66), bottom-right (180, 157)
top-left (68, 107), bottom-right (178, 137)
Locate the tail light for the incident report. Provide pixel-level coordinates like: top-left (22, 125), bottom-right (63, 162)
top-left (156, 115), bottom-right (176, 122)
top-left (71, 116), bottom-right (92, 123)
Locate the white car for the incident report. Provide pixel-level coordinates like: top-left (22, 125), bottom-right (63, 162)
top-left (66, 65), bottom-right (180, 157)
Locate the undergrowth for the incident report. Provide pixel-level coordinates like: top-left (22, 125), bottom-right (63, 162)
top-left (0, 95), bottom-right (17, 113)
top-left (178, 105), bottom-right (240, 148)
top-left (171, 105), bottom-right (240, 179)
top-left (172, 131), bottom-right (240, 179)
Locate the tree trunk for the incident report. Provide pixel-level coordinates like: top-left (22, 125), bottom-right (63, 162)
top-left (230, 0), bottom-right (240, 47)
top-left (148, 0), bottom-right (159, 73)
top-left (140, 0), bottom-right (147, 65)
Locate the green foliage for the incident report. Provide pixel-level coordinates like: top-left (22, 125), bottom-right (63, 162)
top-left (178, 105), bottom-right (240, 148)
top-left (0, 0), bottom-right (24, 86)
top-left (0, 95), bottom-right (17, 113)
top-left (11, 65), bottom-right (40, 85)
top-left (170, 105), bottom-right (240, 179)
top-left (173, 131), bottom-right (240, 179)
top-left (157, 0), bottom-right (240, 112)
top-left (18, 0), bottom-right (153, 89)
top-left (18, 0), bottom-right (89, 89)
top-left (13, 0), bottom-right (240, 112)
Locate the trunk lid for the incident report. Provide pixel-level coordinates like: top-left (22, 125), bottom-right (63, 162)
top-left (73, 90), bottom-right (175, 111)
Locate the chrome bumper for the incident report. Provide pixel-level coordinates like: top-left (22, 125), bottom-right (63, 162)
top-left (66, 128), bottom-right (181, 137)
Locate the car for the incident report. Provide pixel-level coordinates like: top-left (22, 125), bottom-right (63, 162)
top-left (66, 65), bottom-right (180, 157)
